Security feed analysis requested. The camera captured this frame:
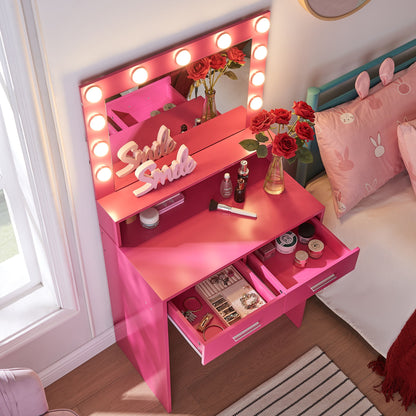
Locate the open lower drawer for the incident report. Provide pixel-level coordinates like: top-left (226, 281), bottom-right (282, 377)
top-left (167, 260), bottom-right (285, 365)
top-left (247, 217), bottom-right (360, 313)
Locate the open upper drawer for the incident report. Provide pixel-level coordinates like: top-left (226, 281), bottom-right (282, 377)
top-left (246, 217), bottom-right (360, 312)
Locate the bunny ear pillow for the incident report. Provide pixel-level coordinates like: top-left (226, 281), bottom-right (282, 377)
top-left (355, 57), bottom-right (395, 99)
top-left (314, 57), bottom-right (416, 218)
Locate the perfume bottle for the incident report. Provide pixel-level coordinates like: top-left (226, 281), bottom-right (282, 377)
top-left (220, 172), bottom-right (233, 198)
top-left (234, 178), bottom-right (246, 203)
top-left (238, 160), bottom-right (249, 184)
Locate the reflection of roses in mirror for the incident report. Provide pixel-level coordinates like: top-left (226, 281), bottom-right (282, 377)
top-left (239, 101), bottom-right (315, 163)
top-left (186, 46), bottom-right (246, 96)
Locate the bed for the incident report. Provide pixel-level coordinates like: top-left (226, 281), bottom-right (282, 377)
top-left (295, 38), bottom-right (416, 358)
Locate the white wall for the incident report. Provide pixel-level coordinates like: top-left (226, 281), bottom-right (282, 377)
top-left (21, 0), bottom-right (416, 378)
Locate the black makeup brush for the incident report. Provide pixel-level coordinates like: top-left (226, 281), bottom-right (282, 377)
top-left (209, 199), bottom-right (257, 219)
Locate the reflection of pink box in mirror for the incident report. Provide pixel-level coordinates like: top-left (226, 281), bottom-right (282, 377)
top-left (109, 97), bottom-right (204, 161)
top-left (106, 76), bottom-right (187, 134)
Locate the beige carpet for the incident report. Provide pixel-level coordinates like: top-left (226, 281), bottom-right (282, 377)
top-left (217, 346), bottom-right (381, 416)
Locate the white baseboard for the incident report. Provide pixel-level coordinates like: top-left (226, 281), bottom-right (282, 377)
top-left (38, 327), bottom-right (116, 387)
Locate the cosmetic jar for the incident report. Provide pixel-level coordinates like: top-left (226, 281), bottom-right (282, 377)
top-left (294, 250), bottom-right (309, 268)
top-left (255, 241), bottom-right (277, 262)
top-left (139, 207), bottom-right (159, 229)
top-left (298, 222), bottom-right (315, 244)
top-left (308, 239), bottom-right (325, 259)
top-left (275, 231), bottom-right (298, 254)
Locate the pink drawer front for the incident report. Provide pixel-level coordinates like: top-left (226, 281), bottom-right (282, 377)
top-left (167, 260), bottom-right (284, 365)
top-left (247, 217), bottom-right (359, 313)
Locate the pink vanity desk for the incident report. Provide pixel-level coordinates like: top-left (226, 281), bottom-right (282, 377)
top-left (96, 123), bottom-right (359, 412)
top-left (79, 10), bottom-right (358, 412)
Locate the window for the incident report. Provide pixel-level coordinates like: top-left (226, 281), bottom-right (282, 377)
top-left (0, 1), bottom-right (76, 344)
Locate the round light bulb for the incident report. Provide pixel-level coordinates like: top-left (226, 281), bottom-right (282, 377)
top-left (216, 32), bottom-right (232, 49)
top-left (175, 49), bottom-right (192, 66)
top-left (255, 17), bottom-right (270, 33)
top-left (253, 45), bottom-right (268, 60)
top-left (249, 96), bottom-right (263, 111)
top-left (131, 67), bottom-right (148, 84)
top-left (251, 71), bottom-right (265, 86)
top-left (85, 86), bottom-right (103, 103)
top-left (96, 166), bottom-right (112, 182)
top-left (92, 141), bottom-right (110, 157)
top-left (89, 114), bottom-right (106, 131)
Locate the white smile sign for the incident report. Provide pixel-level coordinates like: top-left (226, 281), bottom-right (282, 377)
top-left (133, 144), bottom-right (197, 197)
top-left (116, 125), bottom-right (177, 178)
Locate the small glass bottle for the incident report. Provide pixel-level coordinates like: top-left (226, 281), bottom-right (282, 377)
top-left (237, 160), bottom-right (249, 184)
top-left (220, 172), bottom-right (233, 198)
top-left (234, 178), bottom-right (246, 203)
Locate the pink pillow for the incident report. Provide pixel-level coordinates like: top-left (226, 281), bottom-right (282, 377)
top-left (397, 119), bottom-right (416, 196)
top-left (314, 62), bottom-right (416, 217)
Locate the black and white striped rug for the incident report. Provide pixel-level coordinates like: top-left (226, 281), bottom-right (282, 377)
top-left (217, 346), bottom-right (381, 416)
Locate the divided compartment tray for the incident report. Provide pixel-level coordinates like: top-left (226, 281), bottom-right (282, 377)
top-left (246, 217), bottom-right (359, 312)
top-left (167, 260), bottom-right (285, 365)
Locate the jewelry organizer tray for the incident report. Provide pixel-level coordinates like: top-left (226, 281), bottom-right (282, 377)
top-left (196, 265), bottom-right (266, 325)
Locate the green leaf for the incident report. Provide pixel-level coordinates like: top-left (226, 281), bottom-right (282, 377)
top-left (296, 146), bottom-right (314, 164)
top-left (228, 62), bottom-right (242, 69)
top-left (239, 139), bottom-right (259, 152)
top-left (256, 144), bottom-right (268, 158)
top-left (224, 70), bottom-right (238, 80)
top-left (255, 133), bottom-right (268, 143)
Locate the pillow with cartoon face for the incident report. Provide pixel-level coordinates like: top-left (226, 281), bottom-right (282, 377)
top-left (314, 60), bottom-right (416, 217)
top-left (397, 119), bottom-right (416, 196)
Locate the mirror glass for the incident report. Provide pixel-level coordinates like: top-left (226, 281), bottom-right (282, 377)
top-left (298, 0), bottom-right (371, 20)
top-left (106, 40), bottom-right (251, 191)
top-left (80, 11), bottom-right (270, 199)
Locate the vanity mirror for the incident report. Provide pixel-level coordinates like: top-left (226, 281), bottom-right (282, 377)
top-left (80, 10), bottom-right (271, 199)
top-left (298, 0), bottom-right (371, 20)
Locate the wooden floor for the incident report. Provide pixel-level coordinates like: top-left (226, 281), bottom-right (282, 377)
top-left (45, 297), bottom-right (416, 416)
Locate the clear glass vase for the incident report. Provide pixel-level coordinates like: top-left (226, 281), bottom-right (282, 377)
top-left (201, 89), bottom-right (218, 122)
top-left (263, 154), bottom-right (285, 195)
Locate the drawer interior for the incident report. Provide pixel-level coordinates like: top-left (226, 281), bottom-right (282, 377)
top-left (168, 260), bottom-right (276, 345)
top-left (247, 217), bottom-right (353, 292)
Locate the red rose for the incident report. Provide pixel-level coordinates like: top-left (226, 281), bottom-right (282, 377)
top-left (293, 101), bottom-right (315, 122)
top-left (187, 57), bottom-right (210, 81)
top-left (210, 53), bottom-right (227, 70)
top-left (227, 47), bottom-right (246, 65)
top-left (270, 108), bottom-right (291, 125)
top-left (295, 121), bottom-right (314, 142)
top-left (250, 110), bottom-right (274, 134)
top-left (272, 133), bottom-right (297, 159)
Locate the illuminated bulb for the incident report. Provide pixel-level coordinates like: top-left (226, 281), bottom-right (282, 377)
top-left (216, 32), bottom-right (232, 49)
top-left (251, 71), bottom-right (265, 86)
top-left (96, 166), bottom-right (112, 182)
top-left (175, 49), bottom-right (192, 66)
top-left (89, 114), bottom-right (106, 131)
top-left (85, 86), bottom-right (103, 103)
top-left (249, 96), bottom-right (263, 111)
top-left (253, 45), bottom-right (268, 60)
top-left (131, 67), bottom-right (148, 84)
top-left (92, 141), bottom-right (110, 157)
top-left (255, 17), bottom-right (270, 33)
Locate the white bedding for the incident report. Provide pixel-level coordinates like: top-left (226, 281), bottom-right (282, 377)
top-left (306, 171), bottom-right (416, 357)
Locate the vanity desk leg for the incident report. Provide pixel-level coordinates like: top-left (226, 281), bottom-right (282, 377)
top-left (285, 301), bottom-right (306, 328)
top-left (101, 231), bottom-right (172, 412)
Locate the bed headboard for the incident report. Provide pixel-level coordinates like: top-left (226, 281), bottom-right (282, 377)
top-left (295, 37), bottom-right (416, 187)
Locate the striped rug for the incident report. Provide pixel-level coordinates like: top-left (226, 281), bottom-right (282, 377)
top-left (217, 346), bottom-right (381, 416)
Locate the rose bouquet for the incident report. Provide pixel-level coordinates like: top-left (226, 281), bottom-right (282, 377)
top-left (186, 46), bottom-right (246, 98)
top-left (239, 101), bottom-right (315, 164)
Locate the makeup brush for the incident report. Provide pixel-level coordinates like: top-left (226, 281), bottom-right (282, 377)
top-left (209, 199), bottom-right (257, 219)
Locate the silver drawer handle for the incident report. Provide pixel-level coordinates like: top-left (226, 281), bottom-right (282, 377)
top-left (311, 273), bottom-right (337, 292)
top-left (233, 322), bottom-right (261, 342)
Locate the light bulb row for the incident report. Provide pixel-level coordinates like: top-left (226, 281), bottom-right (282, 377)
top-left (85, 15), bottom-right (270, 182)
